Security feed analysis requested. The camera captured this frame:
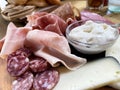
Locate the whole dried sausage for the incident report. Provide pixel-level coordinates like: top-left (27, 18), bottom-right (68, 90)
top-left (30, 57), bottom-right (50, 73)
top-left (12, 72), bottom-right (33, 90)
top-left (33, 69), bottom-right (59, 90)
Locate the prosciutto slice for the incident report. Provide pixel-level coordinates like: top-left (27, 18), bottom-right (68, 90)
top-left (26, 12), bottom-right (48, 27)
top-left (25, 30), bottom-right (86, 70)
top-left (26, 12), bottom-right (67, 35)
top-left (0, 22), bottom-right (31, 59)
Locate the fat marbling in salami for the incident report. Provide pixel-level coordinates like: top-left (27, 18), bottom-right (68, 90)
top-left (7, 48), bottom-right (31, 76)
top-left (29, 57), bottom-right (50, 73)
top-left (33, 69), bottom-right (59, 90)
top-left (12, 72), bottom-right (33, 90)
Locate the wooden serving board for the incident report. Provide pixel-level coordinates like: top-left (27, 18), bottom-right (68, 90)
top-left (0, 58), bottom-right (15, 90)
top-left (0, 0), bottom-right (119, 90)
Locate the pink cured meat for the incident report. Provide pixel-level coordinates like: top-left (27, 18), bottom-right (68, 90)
top-left (30, 57), bottom-right (50, 73)
top-left (7, 48), bottom-right (31, 76)
top-left (26, 12), bottom-right (67, 35)
top-left (33, 69), bottom-right (59, 90)
top-left (25, 30), bottom-right (70, 53)
top-left (12, 72), bottom-right (33, 90)
top-left (7, 55), bottom-right (29, 76)
top-left (81, 11), bottom-right (113, 24)
top-left (26, 12), bottom-right (48, 27)
top-left (26, 30), bottom-right (86, 70)
top-left (0, 22), bottom-right (31, 58)
top-left (36, 13), bottom-right (67, 35)
top-left (8, 47), bottom-right (32, 58)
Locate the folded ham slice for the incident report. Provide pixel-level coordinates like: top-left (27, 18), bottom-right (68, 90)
top-left (35, 46), bottom-right (86, 70)
top-left (25, 30), bottom-right (70, 53)
top-left (0, 22), bottom-right (31, 59)
top-left (25, 30), bottom-right (86, 70)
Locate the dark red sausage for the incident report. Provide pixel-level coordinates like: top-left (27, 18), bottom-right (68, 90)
top-left (7, 55), bottom-right (29, 76)
top-left (7, 47), bottom-right (32, 58)
top-left (12, 72), bottom-right (34, 90)
top-left (30, 57), bottom-right (50, 73)
top-left (7, 47), bottom-right (31, 76)
top-left (33, 69), bottom-right (59, 90)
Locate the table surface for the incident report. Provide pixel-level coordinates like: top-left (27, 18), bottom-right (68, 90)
top-left (0, 0), bottom-right (120, 90)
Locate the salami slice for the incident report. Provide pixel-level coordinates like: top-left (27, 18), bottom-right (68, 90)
top-left (30, 57), bottom-right (50, 73)
top-left (33, 69), bottom-right (59, 90)
top-left (7, 55), bottom-right (29, 76)
top-left (7, 47), bottom-right (31, 76)
top-left (12, 72), bottom-right (33, 90)
top-left (9, 47), bottom-right (32, 58)
top-left (18, 47), bottom-right (32, 57)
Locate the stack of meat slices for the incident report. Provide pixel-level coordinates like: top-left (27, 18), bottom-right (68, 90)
top-left (7, 47), bottom-right (60, 90)
top-left (0, 2), bottom-right (87, 90)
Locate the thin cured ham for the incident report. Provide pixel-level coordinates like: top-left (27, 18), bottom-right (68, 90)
top-left (26, 12), bottom-right (67, 35)
top-left (37, 13), bottom-right (67, 35)
top-left (25, 30), bottom-right (86, 70)
top-left (0, 22), bottom-right (31, 59)
top-left (26, 12), bottom-right (48, 27)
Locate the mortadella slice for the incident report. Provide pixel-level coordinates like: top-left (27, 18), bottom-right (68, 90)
top-left (0, 22), bottom-right (31, 59)
top-left (35, 46), bottom-right (86, 70)
top-left (25, 30), bottom-right (70, 53)
top-left (25, 30), bottom-right (86, 70)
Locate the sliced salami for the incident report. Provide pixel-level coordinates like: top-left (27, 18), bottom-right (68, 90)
top-left (12, 72), bottom-right (33, 90)
top-left (8, 47), bottom-right (32, 58)
top-left (17, 47), bottom-right (32, 57)
top-left (7, 55), bottom-right (29, 76)
top-left (33, 69), bottom-right (59, 90)
top-left (7, 47), bottom-right (31, 76)
top-left (29, 57), bottom-right (50, 73)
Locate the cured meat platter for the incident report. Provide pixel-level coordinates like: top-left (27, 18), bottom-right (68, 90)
top-left (0, 0), bottom-right (120, 90)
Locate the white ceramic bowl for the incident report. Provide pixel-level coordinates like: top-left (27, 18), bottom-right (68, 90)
top-left (66, 20), bottom-right (119, 54)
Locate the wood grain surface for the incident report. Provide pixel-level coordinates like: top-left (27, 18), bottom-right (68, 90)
top-left (0, 58), bottom-right (15, 90)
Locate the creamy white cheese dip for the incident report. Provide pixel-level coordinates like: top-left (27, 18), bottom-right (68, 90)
top-left (69, 20), bottom-right (117, 44)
